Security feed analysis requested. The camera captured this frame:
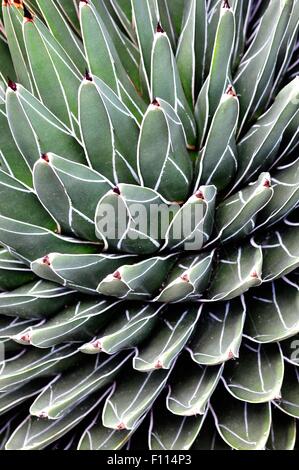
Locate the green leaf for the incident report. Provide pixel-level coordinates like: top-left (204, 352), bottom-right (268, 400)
top-left (213, 173), bottom-right (273, 243)
top-left (6, 84), bottom-right (86, 165)
top-left (234, 0), bottom-right (295, 132)
top-left (98, 254), bottom-right (177, 300)
top-left (212, 385), bottom-right (271, 450)
top-left (95, 184), bottom-right (171, 254)
top-left (133, 305), bottom-right (200, 371)
top-left (258, 216), bottom-right (299, 281)
top-left (0, 344), bottom-right (77, 392)
top-left (266, 407), bottom-right (296, 450)
top-left (23, 15), bottom-right (82, 131)
top-left (244, 276), bottom-right (299, 343)
top-left (28, 298), bottom-right (121, 348)
top-left (30, 352), bottom-right (131, 420)
top-left (5, 389), bottom-right (110, 450)
top-left (0, 215), bottom-right (99, 264)
top-left (194, 88), bottom-right (239, 192)
top-left (80, 1), bottom-right (146, 121)
top-left (230, 76), bottom-right (299, 192)
top-left (0, 169), bottom-right (56, 230)
top-left (33, 153), bottom-right (111, 241)
top-left (176, 0), bottom-right (207, 106)
top-left (79, 304), bottom-right (162, 355)
top-left (102, 368), bottom-right (171, 430)
top-left (223, 340), bottom-right (284, 403)
top-left (31, 252), bottom-right (137, 294)
top-left (36, 0), bottom-right (86, 73)
top-left (206, 243), bottom-right (263, 301)
top-left (188, 297), bottom-right (246, 365)
top-left (137, 99), bottom-right (193, 201)
top-left (2, 3), bottom-right (34, 92)
top-left (274, 362), bottom-right (299, 418)
top-left (0, 248), bottom-right (35, 291)
top-left (151, 30), bottom-right (197, 146)
top-left (149, 404), bottom-right (206, 450)
top-left (0, 279), bottom-right (74, 319)
top-left (155, 252), bottom-right (214, 303)
top-left (167, 352), bottom-right (223, 416)
top-left (195, 3), bottom-right (235, 146)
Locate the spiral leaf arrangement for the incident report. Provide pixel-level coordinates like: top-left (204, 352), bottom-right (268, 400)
top-left (0, 0), bottom-right (298, 450)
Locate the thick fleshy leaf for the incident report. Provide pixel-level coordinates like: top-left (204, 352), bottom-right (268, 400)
top-left (36, 0), bottom-right (86, 73)
top-left (195, 3), bottom-right (235, 146)
top-left (27, 298), bottom-right (122, 348)
top-left (33, 153), bottom-right (111, 241)
top-left (245, 276), bottom-right (299, 343)
top-left (131, 0), bottom-right (158, 97)
top-left (0, 249), bottom-right (35, 291)
top-left (0, 280), bottom-right (74, 319)
top-left (194, 88), bottom-right (239, 192)
top-left (0, 379), bottom-right (45, 416)
top-left (23, 14), bottom-right (82, 130)
top-left (2, 2), bottom-right (33, 92)
top-left (77, 407), bottom-right (134, 450)
top-left (274, 362), bottom-right (299, 418)
top-left (266, 407), bottom-right (297, 450)
top-left (98, 254), bottom-right (177, 300)
top-left (80, 1), bottom-right (145, 121)
top-left (95, 184), bottom-right (173, 254)
top-left (0, 344), bottom-right (77, 392)
top-left (133, 305), bottom-right (200, 371)
top-left (192, 412), bottom-right (232, 450)
top-left (176, 0), bottom-right (207, 106)
top-left (149, 404), bottom-right (206, 450)
top-left (223, 340), bottom-right (284, 403)
top-left (205, 243), bottom-right (263, 301)
top-left (234, 0), bottom-right (295, 132)
top-left (255, 157), bottom-right (299, 230)
top-left (211, 386), bottom-right (271, 450)
top-left (102, 368), bottom-right (171, 430)
top-left (0, 215), bottom-right (99, 264)
top-left (188, 297), bottom-right (246, 365)
top-left (31, 252), bottom-right (137, 294)
top-left (163, 185), bottom-right (216, 252)
top-left (0, 169), bottom-right (56, 230)
top-left (6, 84), bottom-right (86, 165)
top-left (213, 173), bottom-right (273, 243)
top-left (167, 352), bottom-right (223, 416)
top-left (137, 99), bottom-right (193, 201)
top-left (230, 76), bottom-right (299, 192)
top-left (258, 216), bottom-right (299, 281)
top-left (151, 29), bottom-right (197, 146)
top-left (79, 304), bottom-right (162, 355)
top-left (30, 352), bottom-right (131, 419)
top-left (154, 251), bottom-right (214, 303)
top-left (5, 389), bottom-right (110, 450)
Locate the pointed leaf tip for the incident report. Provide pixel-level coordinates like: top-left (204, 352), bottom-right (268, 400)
top-left (222, 0), bottom-right (230, 8)
top-left (112, 271), bottom-right (122, 280)
top-left (23, 4), bottom-right (33, 22)
top-left (7, 79), bottom-right (17, 91)
top-left (42, 255), bottom-right (51, 266)
top-left (226, 85), bottom-right (237, 97)
top-left (113, 186), bottom-right (121, 195)
top-left (180, 273), bottom-right (190, 282)
top-left (262, 178), bottom-right (271, 188)
top-left (84, 70), bottom-right (93, 82)
top-left (41, 153), bottom-right (50, 163)
top-left (156, 22), bottom-right (164, 34)
top-left (195, 190), bottom-right (205, 200)
top-left (151, 98), bottom-right (160, 107)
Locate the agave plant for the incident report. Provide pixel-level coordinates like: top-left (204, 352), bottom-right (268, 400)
top-left (0, 0), bottom-right (298, 451)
